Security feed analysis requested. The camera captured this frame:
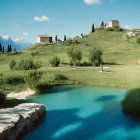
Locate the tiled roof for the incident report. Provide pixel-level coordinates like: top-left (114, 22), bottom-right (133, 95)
top-left (38, 35), bottom-right (52, 37)
top-left (110, 20), bottom-right (119, 22)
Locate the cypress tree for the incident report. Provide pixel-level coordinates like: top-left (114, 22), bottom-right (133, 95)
top-left (0, 43), bottom-right (2, 52)
top-left (101, 21), bottom-right (104, 27)
top-left (55, 35), bottom-right (58, 42)
top-left (81, 33), bottom-right (83, 37)
top-left (92, 23), bottom-right (95, 33)
top-left (7, 45), bottom-right (10, 53)
top-left (105, 23), bottom-right (106, 28)
top-left (64, 35), bottom-right (66, 41)
top-left (3, 46), bottom-right (4, 53)
top-left (10, 45), bottom-right (12, 52)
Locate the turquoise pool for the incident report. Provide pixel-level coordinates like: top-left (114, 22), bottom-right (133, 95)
top-left (23, 86), bottom-right (140, 140)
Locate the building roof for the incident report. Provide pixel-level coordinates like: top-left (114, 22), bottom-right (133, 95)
top-left (110, 20), bottom-right (119, 22)
top-left (132, 30), bottom-right (140, 32)
top-left (38, 35), bottom-right (52, 38)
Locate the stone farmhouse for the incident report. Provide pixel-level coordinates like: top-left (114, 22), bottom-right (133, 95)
top-left (127, 30), bottom-right (140, 37)
top-left (96, 20), bottom-right (119, 29)
top-left (106, 20), bottom-right (119, 28)
top-left (37, 35), bottom-right (52, 44)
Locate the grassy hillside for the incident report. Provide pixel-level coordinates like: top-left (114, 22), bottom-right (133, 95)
top-left (1, 29), bottom-right (140, 93)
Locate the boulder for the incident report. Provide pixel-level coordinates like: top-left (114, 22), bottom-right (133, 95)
top-left (0, 103), bottom-right (46, 140)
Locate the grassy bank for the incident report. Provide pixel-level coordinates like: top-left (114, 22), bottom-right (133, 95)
top-left (0, 29), bottom-right (140, 94)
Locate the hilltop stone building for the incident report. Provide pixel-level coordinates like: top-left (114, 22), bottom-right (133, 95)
top-left (96, 20), bottom-right (119, 29)
top-left (127, 30), bottom-right (140, 37)
top-left (106, 20), bottom-right (119, 28)
top-left (37, 35), bottom-right (52, 44)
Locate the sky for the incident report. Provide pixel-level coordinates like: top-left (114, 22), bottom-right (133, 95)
top-left (0, 0), bottom-right (140, 43)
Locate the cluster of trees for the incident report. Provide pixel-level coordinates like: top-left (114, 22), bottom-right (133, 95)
top-left (0, 43), bottom-right (15, 53)
top-left (66, 46), bottom-right (103, 67)
top-left (91, 21), bottom-right (105, 33)
top-left (55, 35), bottom-right (67, 42)
top-left (9, 58), bottom-right (41, 70)
top-left (0, 43), bottom-right (5, 53)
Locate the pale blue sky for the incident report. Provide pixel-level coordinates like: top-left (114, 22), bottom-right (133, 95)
top-left (0, 0), bottom-right (140, 43)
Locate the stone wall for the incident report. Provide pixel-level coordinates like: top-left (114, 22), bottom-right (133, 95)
top-left (0, 103), bottom-right (46, 140)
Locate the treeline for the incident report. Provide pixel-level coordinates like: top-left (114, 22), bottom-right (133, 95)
top-left (0, 43), bottom-right (16, 53)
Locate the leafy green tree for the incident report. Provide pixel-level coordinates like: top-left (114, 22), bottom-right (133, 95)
top-left (49, 56), bottom-right (60, 67)
top-left (92, 23), bottom-right (95, 33)
top-left (89, 47), bottom-right (103, 66)
top-left (66, 47), bottom-right (82, 66)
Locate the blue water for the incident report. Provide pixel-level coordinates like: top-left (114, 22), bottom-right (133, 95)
top-left (23, 86), bottom-right (140, 140)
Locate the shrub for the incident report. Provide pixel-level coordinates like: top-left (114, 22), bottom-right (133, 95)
top-left (49, 56), bottom-right (60, 67)
top-left (70, 59), bottom-right (74, 66)
top-left (136, 37), bottom-right (140, 43)
top-left (106, 27), bottom-right (124, 32)
top-left (65, 39), bottom-right (80, 46)
top-left (80, 61), bottom-right (92, 66)
top-left (66, 47), bottom-right (82, 66)
top-left (0, 90), bottom-right (6, 105)
top-left (9, 59), bottom-right (17, 70)
top-left (54, 72), bottom-right (67, 81)
top-left (10, 51), bottom-right (22, 55)
top-left (125, 35), bottom-right (129, 39)
top-left (2, 75), bottom-right (25, 84)
top-left (89, 47), bottom-right (103, 66)
top-left (17, 59), bottom-right (41, 70)
top-left (0, 74), bottom-right (3, 85)
top-left (106, 27), bottom-right (114, 31)
top-left (31, 51), bottom-right (39, 56)
top-left (65, 39), bottom-right (73, 46)
top-left (122, 88), bottom-right (140, 117)
top-left (24, 70), bottom-right (42, 90)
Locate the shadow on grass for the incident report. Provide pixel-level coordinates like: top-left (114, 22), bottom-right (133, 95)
top-left (102, 62), bottom-right (121, 65)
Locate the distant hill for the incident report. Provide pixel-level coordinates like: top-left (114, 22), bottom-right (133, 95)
top-left (0, 36), bottom-right (33, 51)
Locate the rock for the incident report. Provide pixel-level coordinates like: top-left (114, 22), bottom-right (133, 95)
top-left (0, 103), bottom-right (46, 140)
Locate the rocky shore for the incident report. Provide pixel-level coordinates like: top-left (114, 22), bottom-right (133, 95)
top-left (0, 103), bottom-right (46, 140)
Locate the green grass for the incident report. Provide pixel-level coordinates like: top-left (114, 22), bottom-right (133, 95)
top-left (1, 29), bottom-right (140, 94)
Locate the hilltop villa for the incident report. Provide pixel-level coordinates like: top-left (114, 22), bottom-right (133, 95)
top-left (96, 20), bottom-right (119, 29)
top-left (37, 35), bottom-right (52, 44)
top-left (106, 20), bottom-right (119, 28)
top-left (127, 30), bottom-right (140, 37)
